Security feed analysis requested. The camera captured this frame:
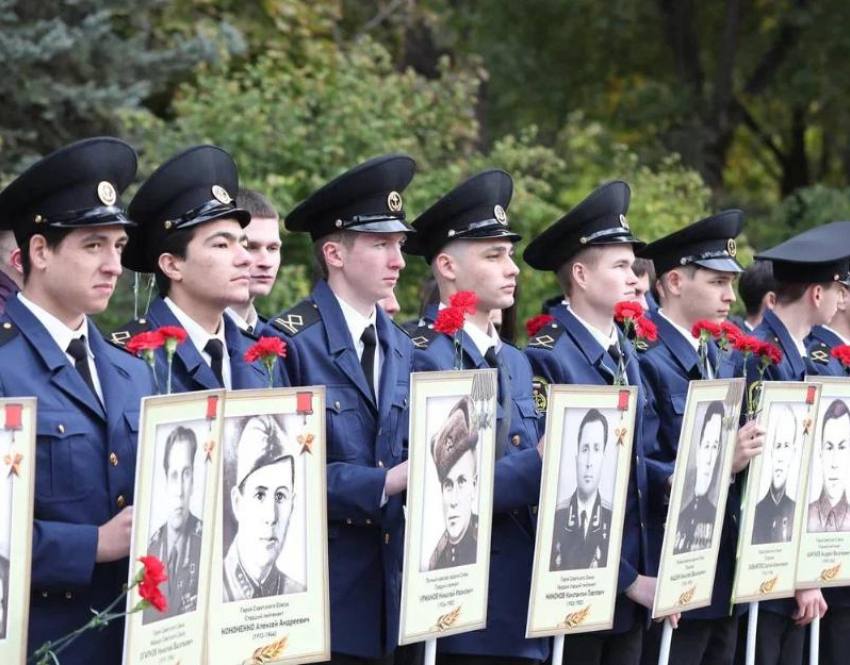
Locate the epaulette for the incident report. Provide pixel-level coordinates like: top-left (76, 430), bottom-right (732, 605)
top-left (526, 322), bottom-right (566, 351)
top-left (809, 341), bottom-right (832, 365)
top-left (270, 300), bottom-right (321, 336)
top-left (408, 324), bottom-right (440, 350)
top-left (108, 317), bottom-right (152, 351)
top-left (0, 321), bottom-right (19, 347)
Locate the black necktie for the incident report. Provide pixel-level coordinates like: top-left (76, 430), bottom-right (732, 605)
top-left (361, 325), bottom-right (377, 400)
top-left (205, 338), bottom-right (225, 386)
top-left (485, 346), bottom-right (511, 459)
top-left (607, 343), bottom-right (622, 367)
top-left (66, 336), bottom-right (98, 400)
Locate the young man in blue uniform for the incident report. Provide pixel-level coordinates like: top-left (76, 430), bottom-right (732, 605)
top-left (0, 137), bottom-right (155, 663)
top-left (741, 222), bottom-right (850, 665)
top-left (111, 145), bottom-right (281, 391)
top-left (269, 154), bottom-right (416, 665)
top-left (523, 181), bottom-right (660, 665)
top-left (635, 211), bottom-right (765, 665)
top-left (403, 169), bottom-right (547, 665)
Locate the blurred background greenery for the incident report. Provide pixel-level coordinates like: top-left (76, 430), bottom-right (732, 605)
top-left (3, 0), bottom-right (850, 338)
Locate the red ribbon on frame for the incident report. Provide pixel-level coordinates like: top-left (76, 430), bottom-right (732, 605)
top-left (5, 404), bottom-right (22, 430)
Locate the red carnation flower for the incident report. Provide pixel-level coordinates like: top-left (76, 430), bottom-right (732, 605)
top-left (156, 326), bottom-right (188, 345)
top-left (526, 314), bottom-right (554, 338)
top-left (831, 344), bottom-right (850, 368)
top-left (137, 555), bottom-right (168, 613)
top-left (244, 336), bottom-right (287, 363)
top-left (634, 315), bottom-right (658, 342)
top-left (449, 291), bottom-right (479, 316)
top-left (733, 335), bottom-right (762, 355)
top-left (691, 320), bottom-right (721, 340)
top-left (756, 341), bottom-right (783, 366)
top-left (614, 301), bottom-right (645, 323)
top-left (126, 331), bottom-right (165, 356)
top-left (434, 306), bottom-right (466, 335)
top-left (719, 321), bottom-right (743, 345)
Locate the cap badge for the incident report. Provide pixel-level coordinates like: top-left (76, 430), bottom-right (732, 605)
top-left (494, 204), bottom-right (508, 225)
top-left (727, 238), bottom-right (737, 257)
top-left (212, 185), bottom-right (232, 204)
top-left (97, 181), bottom-right (117, 206)
top-left (619, 214), bottom-right (630, 230)
top-left (387, 191), bottom-right (403, 212)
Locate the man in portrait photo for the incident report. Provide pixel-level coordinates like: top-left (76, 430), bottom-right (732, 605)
top-left (550, 408), bottom-right (612, 571)
top-left (145, 425), bottom-right (203, 623)
top-left (808, 398), bottom-right (850, 533)
top-left (429, 396), bottom-right (480, 570)
top-left (752, 404), bottom-right (799, 545)
top-left (0, 552), bottom-right (8, 640)
top-left (224, 415), bottom-right (305, 601)
top-left (674, 400), bottom-right (725, 554)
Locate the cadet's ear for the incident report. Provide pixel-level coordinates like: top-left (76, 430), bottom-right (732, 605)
top-left (230, 485), bottom-right (242, 522)
top-left (322, 239), bottom-right (345, 270)
top-left (27, 234), bottom-right (51, 273)
top-left (158, 252), bottom-right (183, 283)
top-left (433, 251), bottom-right (457, 283)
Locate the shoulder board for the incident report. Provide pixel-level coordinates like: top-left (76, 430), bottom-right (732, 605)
top-left (526, 322), bottom-right (566, 351)
top-left (108, 317), bottom-right (152, 351)
top-left (270, 300), bottom-right (321, 336)
top-left (0, 321), bottom-right (18, 347)
top-left (809, 341), bottom-right (832, 365)
top-left (391, 318), bottom-right (413, 338)
top-left (409, 325), bottom-right (440, 350)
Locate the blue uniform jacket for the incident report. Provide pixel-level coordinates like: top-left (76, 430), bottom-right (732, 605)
top-left (524, 303), bottom-right (650, 634)
top-left (805, 325), bottom-right (850, 611)
top-left (638, 313), bottom-right (744, 619)
top-left (0, 296), bottom-right (154, 664)
top-left (111, 296), bottom-right (274, 392)
top-left (270, 280), bottom-right (412, 659)
top-left (410, 322), bottom-right (547, 661)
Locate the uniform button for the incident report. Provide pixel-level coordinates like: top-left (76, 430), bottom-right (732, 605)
top-left (366, 519), bottom-right (372, 525)
top-left (635, 456), bottom-right (641, 465)
top-left (377, 461), bottom-right (385, 468)
top-left (384, 533), bottom-right (390, 545)
top-left (139, 318), bottom-right (147, 325)
top-left (403, 398), bottom-right (408, 408)
top-left (640, 521), bottom-right (645, 530)
top-left (2, 322), bottom-right (10, 330)
top-left (116, 495), bottom-right (126, 509)
top-left (334, 401), bottom-right (341, 411)
top-left (41, 590), bottom-right (48, 598)
top-left (65, 591), bottom-right (73, 599)
top-left (637, 489), bottom-right (642, 499)
top-left (511, 435), bottom-right (521, 446)
top-left (57, 424), bottom-right (65, 434)
top-left (109, 452), bottom-right (119, 467)
top-left (346, 518), bottom-right (352, 525)
top-left (377, 427), bottom-right (383, 436)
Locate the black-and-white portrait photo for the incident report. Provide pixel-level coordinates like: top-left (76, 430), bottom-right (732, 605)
top-left (222, 414), bottom-right (306, 602)
top-left (0, 432), bottom-right (14, 641)
top-left (808, 398), bottom-right (850, 533)
top-left (674, 400), bottom-right (726, 554)
top-left (752, 402), bottom-right (806, 545)
top-left (144, 420), bottom-right (208, 624)
top-left (420, 396), bottom-right (481, 572)
top-left (550, 407), bottom-right (618, 571)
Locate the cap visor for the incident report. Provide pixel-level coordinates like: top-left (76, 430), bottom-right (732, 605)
top-left (694, 257), bottom-right (744, 273)
top-left (350, 219), bottom-right (414, 234)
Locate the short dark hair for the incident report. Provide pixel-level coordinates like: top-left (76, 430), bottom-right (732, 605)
top-left (163, 425), bottom-right (198, 475)
top-left (632, 257), bottom-right (656, 282)
top-left (578, 408), bottom-right (608, 449)
top-left (821, 398), bottom-right (850, 443)
top-left (700, 400), bottom-right (725, 446)
top-left (739, 262), bottom-right (776, 315)
top-left (20, 228), bottom-right (74, 281)
top-left (154, 226), bottom-right (197, 296)
top-left (237, 188), bottom-right (278, 221)
top-left (774, 279), bottom-right (836, 306)
top-left (312, 231), bottom-right (355, 280)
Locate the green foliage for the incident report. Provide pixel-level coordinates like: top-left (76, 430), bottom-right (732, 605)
top-left (750, 185), bottom-right (850, 250)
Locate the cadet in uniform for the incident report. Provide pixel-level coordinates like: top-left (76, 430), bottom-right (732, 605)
top-left (551, 408), bottom-right (612, 571)
top-left (404, 169), bottom-right (547, 665)
top-left (111, 145), bottom-right (280, 391)
top-left (742, 222), bottom-right (850, 665)
top-left (429, 396), bottom-right (479, 571)
top-left (635, 211), bottom-right (763, 665)
top-left (523, 181), bottom-right (655, 665)
top-left (144, 425), bottom-right (203, 622)
top-left (226, 188), bottom-right (283, 336)
top-left (224, 415), bottom-right (305, 601)
top-left (0, 137), bottom-right (155, 663)
top-left (269, 155), bottom-right (415, 664)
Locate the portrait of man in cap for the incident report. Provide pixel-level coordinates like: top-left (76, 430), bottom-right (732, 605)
top-left (551, 408), bottom-right (613, 571)
top-left (674, 400), bottom-right (726, 554)
top-left (752, 403), bottom-right (801, 545)
top-left (223, 414), bottom-right (305, 601)
top-left (145, 424), bottom-right (204, 623)
top-left (428, 396), bottom-right (480, 571)
top-left (808, 398), bottom-right (850, 533)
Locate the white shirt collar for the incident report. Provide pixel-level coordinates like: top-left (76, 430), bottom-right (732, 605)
top-left (658, 309), bottom-right (700, 353)
top-left (567, 305), bottom-right (618, 350)
top-left (792, 334), bottom-right (808, 359)
top-left (822, 325), bottom-right (850, 346)
top-left (334, 294), bottom-right (377, 349)
top-left (225, 306), bottom-right (259, 333)
top-left (17, 293), bottom-right (93, 358)
top-left (576, 492), bottom-right (598, 536)
top-left (438, 302), bottom-right (501, 358)
top-left (164, 297), bottom-right (226, 351)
